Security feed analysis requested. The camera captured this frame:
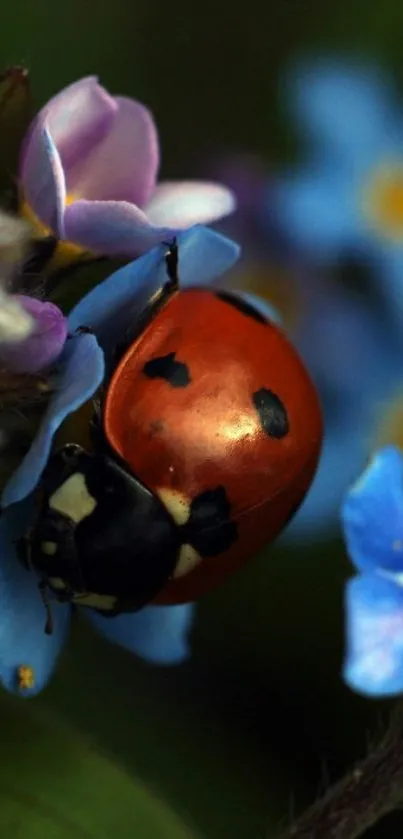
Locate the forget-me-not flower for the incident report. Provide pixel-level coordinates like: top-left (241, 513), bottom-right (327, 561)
top-left (271, 56), bottom-right (403, 330)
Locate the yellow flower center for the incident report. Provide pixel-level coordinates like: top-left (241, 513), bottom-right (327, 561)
top-left (20, 194), bottom-right (93, 273)
top-left (363, 163), bottom-right (403, 241)
top-left (17, 664), bottom-right (35, 690)
top-left (372, 392), bottom-right (403, 453)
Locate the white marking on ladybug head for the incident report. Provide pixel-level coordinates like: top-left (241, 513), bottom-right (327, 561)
top-left (41, 541), bottom-right (57, 556)
top-left (173, 544), bottom-right (202, 578)
top-left (157, 487), bottom-right (190, 525)
top-left (49, 473), bottom-right (96, 524)
top-left (71, 592), bottom-right (118, 611)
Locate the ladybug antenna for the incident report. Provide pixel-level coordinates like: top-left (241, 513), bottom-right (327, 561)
top-left (164, 237), bottom-right (180, 292)
top-left (38, 580), bottom-right (54, 636)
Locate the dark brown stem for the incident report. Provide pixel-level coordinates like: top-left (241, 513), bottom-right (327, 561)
top-left (276, 701), bottom-right (403, 839)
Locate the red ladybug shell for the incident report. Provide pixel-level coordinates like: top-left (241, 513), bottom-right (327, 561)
top-left (103, 288), bottom-right (322, 604)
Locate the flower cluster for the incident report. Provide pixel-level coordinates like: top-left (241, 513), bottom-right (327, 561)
top-left (259, 56), bottom-right (403, 697)
top-left (0, 71), bottom-right (239, 697)
top-left (4, 54), bottom-right (403, 704)
top-left (0, 223), bottom-right (239, 697)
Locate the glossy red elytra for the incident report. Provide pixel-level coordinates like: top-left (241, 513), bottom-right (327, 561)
top-left (22, 241), bottom-right (322, 626)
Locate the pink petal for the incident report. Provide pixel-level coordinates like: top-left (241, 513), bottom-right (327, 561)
top-left (29, 77), bottom-right (117, 173)
top-left (64, 199), bottom-right (173, 257)
top-left (21, 123), bottom-right (66, 235)
top-left (145, 181), bottom-right (236, 227)
top-left (67, 96), bottom-right (159, 207)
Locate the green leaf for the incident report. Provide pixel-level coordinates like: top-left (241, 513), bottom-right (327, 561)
top-left (0, 66), bottom-right (32, 207)
top-left (0, 693), bottom-right (199, 839)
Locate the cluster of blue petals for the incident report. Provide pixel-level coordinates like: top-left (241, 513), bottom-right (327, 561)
top-left (0, 224), bottom-right (239, 696)
top-left (342, 446), bottom-right (403, 696)
top-left (265, 57), bottom-right (403, 544)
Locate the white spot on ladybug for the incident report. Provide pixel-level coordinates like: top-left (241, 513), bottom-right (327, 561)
top-left (41, 541), bottom-right (57, 556)
top-left (49, 473), bottom-right (96, 524)
top-left (48, 576), bottom-right (67, 591)
top-left (173, 544), bottom-right (202, 578)
top-left (71, 592), bottom-right (118, 611)
top-left (157, 487), bottom-right (190, 525)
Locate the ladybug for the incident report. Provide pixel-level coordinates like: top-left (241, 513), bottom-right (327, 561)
top-left (22, 240), bottom-right (322, 631)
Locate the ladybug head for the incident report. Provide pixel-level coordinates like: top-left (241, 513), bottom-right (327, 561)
top-left (26, 444), bottom-right (180, 617)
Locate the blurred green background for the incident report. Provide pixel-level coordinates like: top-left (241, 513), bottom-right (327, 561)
top-left (1, 1), bottom-right (403, 837)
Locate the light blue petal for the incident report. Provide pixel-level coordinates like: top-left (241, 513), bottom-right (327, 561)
top-left (295, 283), bottom-right (402, 408)
top-left (68, 225), bottom-right (240, 351)
top-left (342, 446), bottom-right (403, 576)
top-left (1, 333), bottom-right (105, 507)
top-left (0, 501), bottom-right (70, 696)
top-left (287, 57), bottom-right (395, 162)
top-left (272, 167), bottom-right (357, 259)
top-left (281, 416), bottom-right (368, 543)
top-left (86, 603), bottom-right (195, 665)
top-left (344, 573), bottom-right (403, 697)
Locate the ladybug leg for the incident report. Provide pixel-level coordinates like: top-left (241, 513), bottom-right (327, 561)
top-left (163, 237), bottom-right (180, 292)
top-left (66, 325), bottom-right (94, 341)
top-left (15, 235), bottom-right (59, 293)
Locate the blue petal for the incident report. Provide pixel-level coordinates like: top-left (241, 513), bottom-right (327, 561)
top-left (282, 415), bottom-right (368, 543)
top-left (272, 166), bottom-right (357, 259)
top-left (68, 225), bottom-right (240, 351)
top-left (344, 573), bottom-right (403, 697)
top-left (375, 242), bottom-right (403, 336)
top-left (0, 501), bottom-right (70, 696)
top-left (295, 283), bottom-right (402, 409)
top-left (287, 57), bottom-right (396, 162)
top-left (86, 603), bottom-right (195, 665)
top-left (2, 333), bottom-right (105, 507)
top-left (342, 446), bottom-right (403, 575)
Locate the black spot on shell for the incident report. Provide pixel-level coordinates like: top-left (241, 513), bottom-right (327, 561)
top-left (252, 388), bottom-right (289, 439)
top-left (149, 419), bottom-right (165, 436)
top-left (143, 352), bottom-right (191, 388)
top-left (215, 290), bottom-right (267, 324)
top-left (182, 486), bottom-right (238, 557)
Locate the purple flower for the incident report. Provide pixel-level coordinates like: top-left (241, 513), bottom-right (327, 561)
top-left (0, 295), bottom-right (68, 373)
top-left (20, 77), bottom-right (235, 259)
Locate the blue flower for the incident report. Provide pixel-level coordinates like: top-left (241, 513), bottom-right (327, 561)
top-left (282, 280), bottom-right (403, 543)
top-left (271, 56), bottom-right (403, 329)
top-left (0, 224), bottom-right (240, 696)
top-left (341, 446), bottom-right (403, 696)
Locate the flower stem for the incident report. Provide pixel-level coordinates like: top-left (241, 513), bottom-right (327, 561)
top-left (276, 700), bottom-right (403, 839)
